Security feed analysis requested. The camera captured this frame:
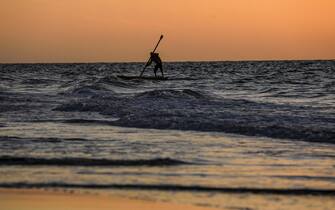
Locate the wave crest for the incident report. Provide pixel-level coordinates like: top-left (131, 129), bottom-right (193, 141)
top-left (53, 87), bottom-right (335, 143)
top-left (0, 156), bottom-right (189, 167)
top-left (135, 89), bottom-right (207, 100)
top-left (1, 182), bottom-right (335, 195)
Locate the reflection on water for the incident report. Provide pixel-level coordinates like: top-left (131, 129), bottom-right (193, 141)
top-left (105, 190), bottom-right (335, 210)
top-left (0, 122), bottom-right (335, 209)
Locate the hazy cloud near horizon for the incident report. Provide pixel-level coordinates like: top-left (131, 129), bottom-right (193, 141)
top-left (1, 0), bottom-right (334, 63)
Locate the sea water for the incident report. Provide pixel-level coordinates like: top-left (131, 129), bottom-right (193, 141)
top-left (0, 61), bottom-right (335, 209)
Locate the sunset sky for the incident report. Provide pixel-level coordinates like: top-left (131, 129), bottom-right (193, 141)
top-left (1, 0), bottom-right (334, 63)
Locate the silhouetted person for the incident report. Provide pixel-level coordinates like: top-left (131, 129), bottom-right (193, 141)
top-left (146, 52), bottom-right (164, 78)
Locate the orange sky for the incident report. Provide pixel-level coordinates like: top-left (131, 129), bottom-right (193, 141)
top-left (1, 0), bottom-right (334, 63)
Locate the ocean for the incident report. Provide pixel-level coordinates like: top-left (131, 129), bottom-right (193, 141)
top-left (0, 61), bottom-right (335, 209)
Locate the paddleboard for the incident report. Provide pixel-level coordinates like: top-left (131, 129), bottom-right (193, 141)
top-left (117, 75), bottom-right (168, 80)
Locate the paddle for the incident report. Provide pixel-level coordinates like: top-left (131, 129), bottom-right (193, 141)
top-left (139, 35), bottom-right (164, 77)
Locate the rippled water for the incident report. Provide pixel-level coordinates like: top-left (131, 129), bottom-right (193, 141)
top-left (0, 61), bottom-right (335, 209)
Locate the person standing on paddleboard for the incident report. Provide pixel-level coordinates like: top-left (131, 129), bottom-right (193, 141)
top-left (139, 35), bottom-right (164, 78)
top-left (146, 52), bottom-right (164, 78)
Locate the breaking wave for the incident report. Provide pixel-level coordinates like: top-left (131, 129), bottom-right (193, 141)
top-left (54, 89), bottom-right (335, 143)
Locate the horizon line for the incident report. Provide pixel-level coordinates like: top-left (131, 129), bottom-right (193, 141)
top-left (0, 58), bottom-right (334, 65)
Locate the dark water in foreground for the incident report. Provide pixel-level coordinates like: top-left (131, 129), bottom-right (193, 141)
top-left (0, 61), bottom-right (335, 209)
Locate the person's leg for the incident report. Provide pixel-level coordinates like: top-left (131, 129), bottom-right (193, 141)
top-left (159, 65), bottom-right (164, 77)
top-left (154, 65), bottom-right (158, 77)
